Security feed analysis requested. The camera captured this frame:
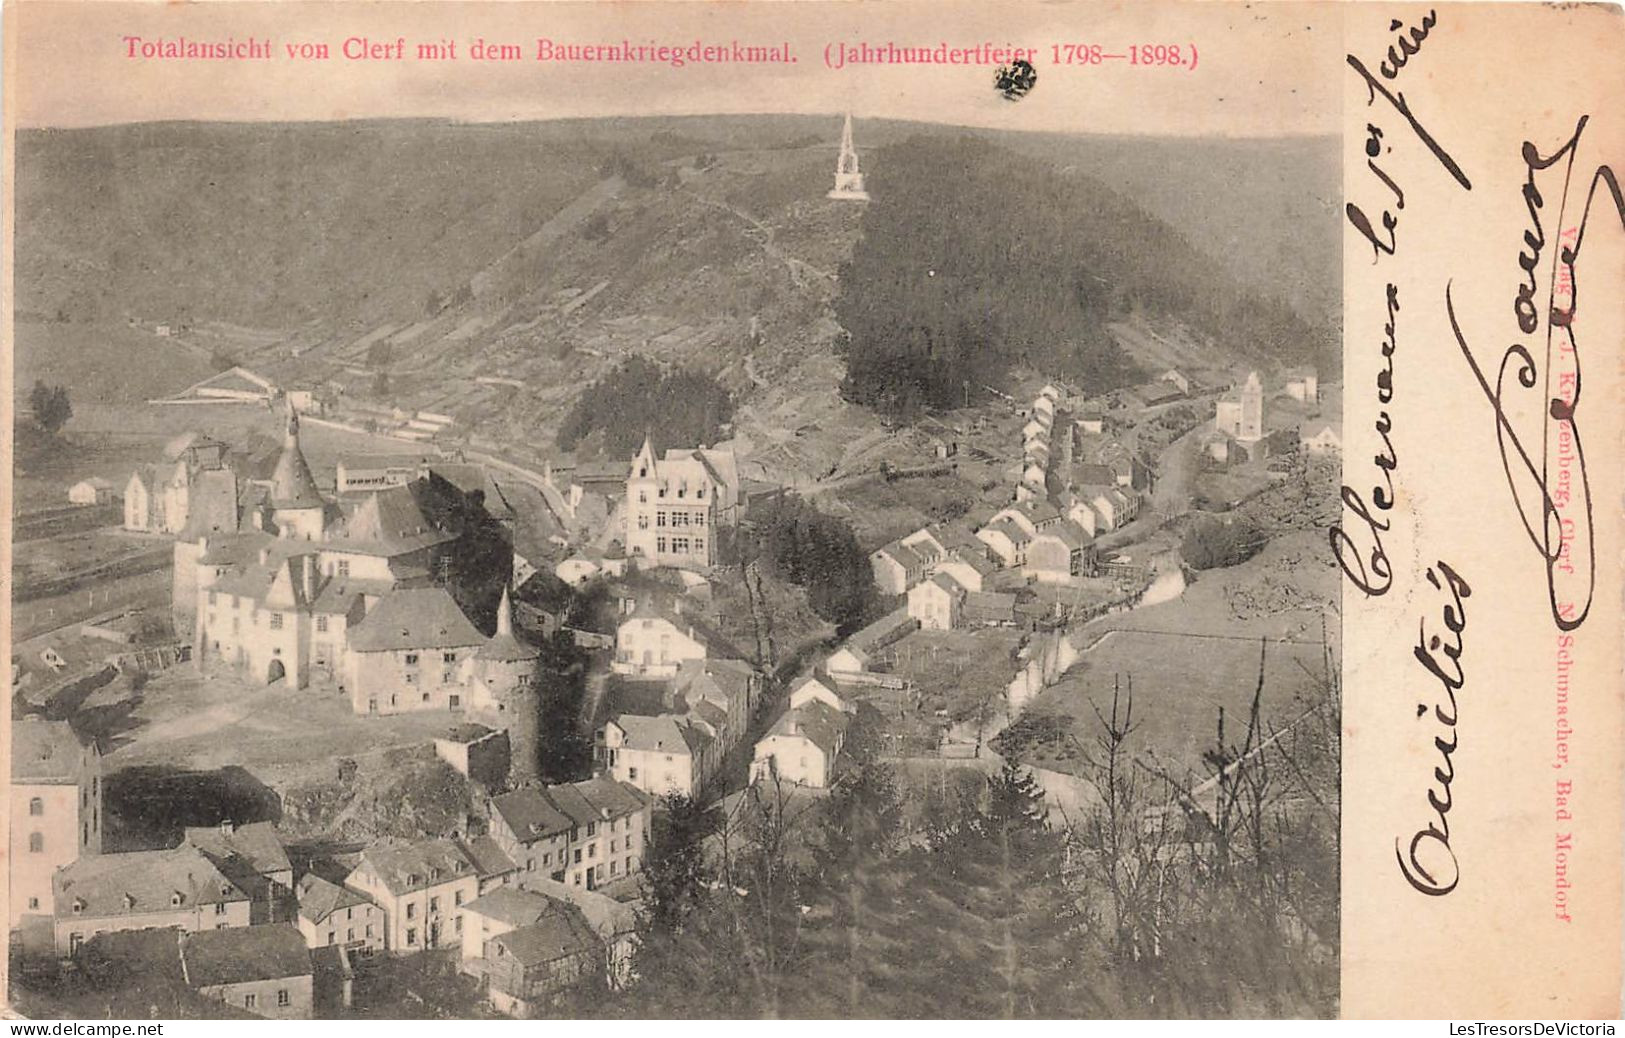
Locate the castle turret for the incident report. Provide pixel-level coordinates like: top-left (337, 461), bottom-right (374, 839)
top-left (475, 587), bottom-right (542, 786)
top-left (268, 406), bottom-right (327, 540)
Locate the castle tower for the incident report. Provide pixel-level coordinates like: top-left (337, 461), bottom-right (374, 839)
top-left (1239, 371), bottom-right (1264, 443)
top-left (827, 114), bottom-right (870, 201)
top-left (268, 405), bottom-right (327, 540)
top-left (475, 586), bottom-right (543, 786)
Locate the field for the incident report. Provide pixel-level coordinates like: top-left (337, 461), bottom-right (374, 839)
top-left (78, 662), bottom-right (459, 790)
top-left (1009, 529), bottom-right (1338, 782)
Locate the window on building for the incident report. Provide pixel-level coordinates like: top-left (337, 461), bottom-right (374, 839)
top-left (655, 537), bottom-right (667, 553)
top-left (586, 822), bottom-right (596, 838)
top-left (449, 694), bottom-right (460, 709)
top-left (542, 853), bottom-right (551, 866)
top-left (327, 931), bottom-right (335, 945)
top-left (337, 560), bottom-right (350, 577)
top-left (27, 897), bottom-right (39, 911)
top-left (671, 537), bottom-right (690, 554)
top-left (406, 903), bottom-right (416, 919)
top-left (628, 766), bottom-right (638, 781)
top-left (407, 928), bottom-right (418, 946)
top-left (454, 890), bottom-right (464, 906)
top-left (316, 616), bottom-right (329, 633)
top-left (671, 511), bottom-right (687, 527)
top-left (656, 511), bottom-right (667, 528)
top-left (429, 896), bottom-right (440, 913)
top-left (269, 612), bottom-right (284, 630)
top-left (244, 994), bottom-right (257, 1010)
top-left (405, 673), bottom-right (418, 686)
top-left (638, 490), bottom-right (647, 503)
top-left (347, 928), bottom-right (355, 942)
top-left (365, 924), bottom-right (373, 938)
top-left (610, 860), bottom-right (618, 876)
top-left (215, 902), bottom-right (226, 915)
top-left (278, 989), bottom-right (290, 1007)
top-left (573, 849), bottom-right (582, 864)
top-left (610, 839), bottom-right (618, 853)
top-left (588, 844), bottom-right (597, 859)
top-left (28, 832), bottom-right (42, 853)
top-left (404, 653), bottom-right (419, 666)
top-left (443, 652), bottom-right (457, 663)
top-left (421, 692), bottom-right (429, 702)
top-left (28, 797), bottom-right (42, 816)
top-left (694, 537), bottom-right (706, 554)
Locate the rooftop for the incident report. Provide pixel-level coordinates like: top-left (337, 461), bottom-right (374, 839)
top-left (357, 838), bottom-right (476, 896)
top-left (295, 874), bottom-right (375, 925)
top-left (488, 904), bottom-right (600, 968)
top-left (347, 587), bottom-right (488, 653)
top-left (12, 716), bottom-right (93, 785)
top-left (55, 845), bottom-right (249, 919)
top-left (181, 924), bottom-right (311, 988)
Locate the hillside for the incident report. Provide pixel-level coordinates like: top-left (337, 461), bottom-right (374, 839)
top-left (13, 117), bottom-right (1338, 478)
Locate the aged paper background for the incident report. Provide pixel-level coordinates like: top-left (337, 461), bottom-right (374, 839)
top-left (3, 0), bottom-right (1622, 1020)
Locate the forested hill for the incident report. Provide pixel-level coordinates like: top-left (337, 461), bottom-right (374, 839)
top-left (835, 135), bottom-right (1337, 418)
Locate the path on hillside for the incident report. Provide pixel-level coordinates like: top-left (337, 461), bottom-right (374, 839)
top-left (685, 190), bottom-right (836, 284)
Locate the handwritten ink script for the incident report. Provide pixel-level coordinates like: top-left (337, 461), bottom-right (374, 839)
top-left (1338, 9), bottom-right (1480, 897)
top-left (1341, 10), bottom-right (1625, 904)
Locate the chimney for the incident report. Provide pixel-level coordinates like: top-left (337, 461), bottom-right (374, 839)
top-left (301, 555), bottom-right (317, 604)
top-left (787, 717), bottom-right (798, 736)
top-left (672, 597), bottom-right (683, 617)
top-left (258, 547), bottom-right (270, 565)
top-left (219, 819), bottom-right (235, 836)
top-left (568, 484), bottom-right (583, 513)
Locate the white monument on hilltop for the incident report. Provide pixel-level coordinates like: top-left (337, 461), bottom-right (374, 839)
top-left (828, 113), bottom-right (870, 201)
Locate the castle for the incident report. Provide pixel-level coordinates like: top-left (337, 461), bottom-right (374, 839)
top-left (169, 407), bottom-right (542, 778)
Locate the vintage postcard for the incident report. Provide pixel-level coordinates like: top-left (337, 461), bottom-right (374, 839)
top-left (1, 0), bottom-right (1620, 1023)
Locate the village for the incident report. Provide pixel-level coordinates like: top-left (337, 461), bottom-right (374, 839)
top-left (11, 117), bottom-right (1342, 1019)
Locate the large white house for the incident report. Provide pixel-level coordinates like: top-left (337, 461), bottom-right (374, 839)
top-left (624, 437), bottom-right (739, 569)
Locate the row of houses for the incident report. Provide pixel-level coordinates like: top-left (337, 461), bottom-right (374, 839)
top-left (33, 774), bottom-right (653, 1018)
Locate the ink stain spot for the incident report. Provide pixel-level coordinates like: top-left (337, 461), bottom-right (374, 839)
top-left (994, 59), bottom-right (1037, 101)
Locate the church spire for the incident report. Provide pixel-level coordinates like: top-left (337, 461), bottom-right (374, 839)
top-left (828, 113), bottom-right (870, 201)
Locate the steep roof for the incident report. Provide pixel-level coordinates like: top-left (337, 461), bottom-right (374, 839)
top-left (462, 886), bottom-right (556, 928)
top-left (1032, 521), bottom-right (1090, 551)
top-left (327, 484), bottom-right (455, 557)
top-left (981, 517), bottom-right (1032, 546)
top-left (12, 716), bottom-right (92, 785)
top-left (295, 874), bottom-right (375, 925)
top-left (462, 836), bottom-right (518, 881)
top-left (183, 821), bottom-right (291, 877)
top-left (356, 838), bottom-right (476, 896)
top-left (491, 777), bottom-right (651, 844)
top-left (268, 411), bottom-right (325, 510)
top-left (428, 463), bottom-right (517, 522)
top-left (55, 845), bottom-right (249, 918)
top-left (762, 699), bottom-right (849, 756)
top-left (610, 714), bottom-right (693, 756)
top-left (347, 587), bottom-right (487, 653)
top-left (476, 587), bottom-right (539, 663)
top-left (181, 924), bottom-right (311, 988)
top-left (489, 904), bottom-right (600, 968)
top-left (491, 788), bottom-right (575, 842)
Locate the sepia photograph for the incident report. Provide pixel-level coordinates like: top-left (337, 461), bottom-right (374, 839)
top-left (4, 0), bottom-right (1618, 1025)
